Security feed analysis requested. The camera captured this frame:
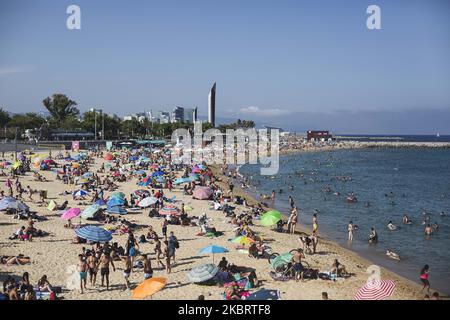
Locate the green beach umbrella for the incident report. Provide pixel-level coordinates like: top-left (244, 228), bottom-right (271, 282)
top-left (231, 236), bottom-right (255, 245)
top-left (260, 210), bottom-right (282, 226)
top-left (270, 253), bottom-right (293, 270)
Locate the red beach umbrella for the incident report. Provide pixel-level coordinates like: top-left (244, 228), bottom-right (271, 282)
top-left (354, 280), bottom-right (396, 300)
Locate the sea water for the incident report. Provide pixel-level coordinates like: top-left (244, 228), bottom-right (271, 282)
top-left (239, 147), bottom-right (450, 294)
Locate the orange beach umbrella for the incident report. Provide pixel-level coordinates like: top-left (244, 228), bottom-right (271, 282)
top-left (132, 278), bottom-right (167, 299)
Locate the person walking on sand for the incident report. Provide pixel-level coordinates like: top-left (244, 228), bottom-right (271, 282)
top-left (77, 254), bottom-right (88, 294)
top-left (87, 251), bottom-right (98, 286)
top-left (163, 240), bottom-right (172, 274)
top-left (420, 265), bottom-right (430, 294)
top-left (98, 251), bottom-right (116, 290)
top-left (348, 221), bottom-right (354, 242)
top-left (123, 256), bottom-right (132, 290)
top-left (154, 238), bottom-right (165, 268)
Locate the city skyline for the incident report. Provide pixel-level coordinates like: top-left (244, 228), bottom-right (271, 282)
top-left (1, 0), bottom-right (450, 134)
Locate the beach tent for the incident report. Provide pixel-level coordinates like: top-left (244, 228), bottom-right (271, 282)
top-left (138, 197), bottom-right (158, 208)
top-left (81, 204), bottom-right (101, 219)
top-left (2, 201), bottom-right (29, 212)
top-left (107, 197), bottom-right (125, 207)
top-left (198, 245), bottom-right (229, 262)
top-left (260, 210), bottom-right (282, 226)
top-left (73, 190), bottom-right (89, 197)
top-left (0, 196), bottom-right (17, 210)
top-left (110, 191), bottom-right (125, 199)
top-left (132, 278), bottom-right (167, 299)
top-left (354, 280), bottom-right (396, 300)
top-left (61, 208), bottom-right (81, 220)
top-left (159, 205), bottom-right (180, 216)
top-left (193, 187), bottom-right (213, 200)
top-left (246, 289), bottom-right (281, 300)
top-left (75, 225), bottom-right (113, 242)
top-left (106, 206), bottom-right (128, 215)
top-left (187, 264), bottom-right (219, 283)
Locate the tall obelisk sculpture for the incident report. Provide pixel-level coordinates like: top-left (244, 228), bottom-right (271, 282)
top-left (208, 82), bottom-right (216, 127)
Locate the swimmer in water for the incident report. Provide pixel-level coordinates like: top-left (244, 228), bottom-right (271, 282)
top-left (402, 214), bottom-right (412, 225)
top-left (387, 221), bottom-right (397, 231)
top-left (424, 224), bottom-right (433, 235)
top-left (440, 211), bottom-right (447, 217)
top-left (368, 227), bottom-right (378, 243)
top-left (386, 250), bottom-right (400, 260)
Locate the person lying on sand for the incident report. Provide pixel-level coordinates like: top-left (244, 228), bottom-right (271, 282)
top-left (1, 254), bottom-right (31, 265)
top-left (331, 259), bottom-right (348, 277)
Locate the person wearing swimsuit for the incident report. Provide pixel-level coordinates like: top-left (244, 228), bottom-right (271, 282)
top-left (143, 254), bottom-right (153, 280)
top-left (420, 265), bottom-right (430, 294)
top-left (98, 252), bottom-right (115, 290)
top-left (77, 254), bottom-right (88, 294)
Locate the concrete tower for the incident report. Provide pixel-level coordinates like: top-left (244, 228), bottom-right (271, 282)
top-left (208, 82), bottom-right (216, 127)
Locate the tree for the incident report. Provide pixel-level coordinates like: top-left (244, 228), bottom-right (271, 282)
top-left (42, 94), bottom-right (80, 124)
top-left (0, 108), bottom-right (11, 127)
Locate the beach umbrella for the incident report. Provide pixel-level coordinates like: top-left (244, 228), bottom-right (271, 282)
top-left (134, 170), bottom-right (146, 175)
top-left (187, 264), bottom-right (219, 283)
top-left (73, 190), bottom-right (89, 197)
top-left (138, 180), bottom-right (151, 187)
top-left (61, 208), bottom-right (81, 220)
top-left (75, 225), bottom-right (113, 242)
top-left (81, 204), bottom-right (101, 219)
top-left (107, 197), bottom-right (125, 207)
top-left (82, 172), bottom-right (93, 178)
top-left (132, 277), bottom-right (167, 299)
top-left (246, 289), bottom-right (281, 300)
top-left (231, 236), bottom-right (255, 246)
top-left (151, 170), bottom-right (165, 177)
top-left (354, 280), bottom-right (396, 300)
top-left (110, 191), bottom-right (125, 199)
top-left (104, 153), bottom-right (114, 161)
top-left (76, 178), bottom-right (89, 184)
top-left (159, 205), bottom-right (180, 216)
top-left (138, 197), bottom-right (158, 207)
top-left (106, 205), bottom-right (128, 215)
top-left (193, 186), bottom-right (213, 200)
top-left (260, 210), bottom-right (282, 226)
top-left (47, 200), bottom-right (57, 211)
top-left (129, 156), bottom-right (138, 161)
top-left (270, 253), bottom-right (293, 270)
top-left (198, 245), bottom-right (229, 263)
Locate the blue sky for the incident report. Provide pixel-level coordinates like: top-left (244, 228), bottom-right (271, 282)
top-left (1, 0), bottom-right (449, 134)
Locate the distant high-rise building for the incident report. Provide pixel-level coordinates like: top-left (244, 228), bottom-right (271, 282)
top-left (208, 82), bottom-right (216, 127)
top-left (172, 106), bottom-right (184, 123)
top-left (193, 107), bottom-right (198, 123)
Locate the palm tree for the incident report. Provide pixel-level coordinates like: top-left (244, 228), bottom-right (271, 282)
top-left (42, 94), bottom-right (80, 123)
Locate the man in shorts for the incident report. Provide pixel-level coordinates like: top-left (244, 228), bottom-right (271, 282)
top-left (98, 251), bottom-right (116, 290)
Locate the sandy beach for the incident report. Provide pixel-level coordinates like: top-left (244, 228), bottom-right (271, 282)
top-left (0, 149), bottom-right (431, 300)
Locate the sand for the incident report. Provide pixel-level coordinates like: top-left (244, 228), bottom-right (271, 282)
top-left (0, 150), bottom-right (428, 300)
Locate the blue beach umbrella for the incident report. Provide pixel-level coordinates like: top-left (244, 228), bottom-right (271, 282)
top-left (151, 170), bottom-right (165, 177)
top-left (95, 199), bottom-right (107, 206)
top-left (0, 196), bottom-right (17, 210)
top-left (73, 190), bottom-right (89, 197)
top-left (198, 245), bottom-right (229, 263)
top-left (75, 225), bottom-right (113, 242)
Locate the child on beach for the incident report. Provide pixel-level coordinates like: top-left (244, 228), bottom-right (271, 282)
top-left (420, 265), bottom-right (430, 294)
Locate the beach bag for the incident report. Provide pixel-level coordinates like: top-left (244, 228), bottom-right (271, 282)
top-left (174, 240), bottom-right (180, 249)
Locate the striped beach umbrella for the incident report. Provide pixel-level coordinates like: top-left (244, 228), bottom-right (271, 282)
top-left (106, 206), bottom-right (128, 215)
top-left (354, 280), bottom-right (396, 300)
top-left (75, 225), bottom-right (113, 242)
top-left (187, 264), bottom-right (219, 283)
top-left (159, 205), bottom-right (180, 216)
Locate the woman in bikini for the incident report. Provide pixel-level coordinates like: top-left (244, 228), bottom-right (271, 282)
top-left (143, 254), bottom-right (153, 280)
top-left (154, 238), bottom-right (165, 268)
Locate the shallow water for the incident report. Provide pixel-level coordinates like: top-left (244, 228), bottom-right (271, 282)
top-left (239, 148), bottom-right (450, 294)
